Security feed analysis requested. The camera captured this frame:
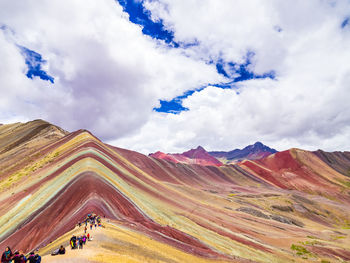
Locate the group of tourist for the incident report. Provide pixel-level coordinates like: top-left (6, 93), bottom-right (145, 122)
top-left (82, 213), bottom-right (102, 231)
top-left (1, 247), bottom-right (41, 263)
top-left (69, 234), bottom-right (90, 250)
top-left (52, 212), bottom-right (102, 256)
top-left (1, 213), bottom-right (103, 261)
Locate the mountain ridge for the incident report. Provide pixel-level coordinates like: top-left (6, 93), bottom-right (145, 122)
top-left (149, 145), bottom-right (223, 166)
top-left (209, 141), bottom-right (277, 164)
top-left (0, 120), bottom-right (349, 262)
top-left (149, 142), bottom-right (278, 166)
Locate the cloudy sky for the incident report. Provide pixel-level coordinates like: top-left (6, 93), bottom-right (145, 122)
top-left (0, 0), bottom-right (349, 153)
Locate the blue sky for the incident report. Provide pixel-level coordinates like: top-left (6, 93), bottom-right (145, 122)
top-left (16, 0), bottom-right (277, 115)
top-left (19, 46), bottom-right (54, 83)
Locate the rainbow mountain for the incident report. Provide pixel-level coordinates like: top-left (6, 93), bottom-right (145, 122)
top-left (149, 142), bottom-right (277, 166)
top-left (0, 120), bottom-right (349, 262)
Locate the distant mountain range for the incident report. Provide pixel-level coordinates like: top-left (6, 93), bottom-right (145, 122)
top-left (149, 142), bottom-right (277, 166)
top-left (209, 141), bottom-right (277, 164)
top-left (150, 146), bottom-right (223, 166)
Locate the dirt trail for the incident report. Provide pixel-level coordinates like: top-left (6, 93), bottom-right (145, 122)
top-left (39, 220), bottom-right (242, 263)
top-left (41, 226), bottom-right (102, 263)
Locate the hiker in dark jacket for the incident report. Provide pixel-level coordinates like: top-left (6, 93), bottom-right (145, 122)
top-left (78, 237), bottom-right (83, 249)
top-left (12, 251), bottom-right (26, 263)
top-left (12, 251), bottom-right (20, 263)
top-left (70, 235), bottom-right (77, 249)
top-left (58, 246), bottom-right (65, 255)
top-left (27, 252), bottom-right (36, 263)
top-left (1, 246), bottom-right (13, 263)
top-left (34, 254), bottom-right (41, 263)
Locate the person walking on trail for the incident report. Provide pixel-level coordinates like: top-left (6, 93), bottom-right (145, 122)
top-left (90, 223), bottom-right (93, 230)
top-left (1, 246), bottom-right (13, 263)
top-left (70, 235), bottom-right (77, 249)
top-left (82, 235), bottom-right (87, 245)
top-left (78, 237), bottom-right (84, 249)
top-left (84, 226), bottom-right (87, 233)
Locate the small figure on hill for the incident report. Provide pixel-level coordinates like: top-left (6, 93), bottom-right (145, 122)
top-left (34, 253), bottom-right (41, 263)
top-left (70, 235), bottom-right (77, 249)
top-left (1, 246), bottom-right (13, 263)
top-left (12, 251), bottom-right (20, 263)
top-left (58, 245), bottom-right (65, 255)
top-left (27, 252), bottom-right (36, 263)
top-left (78, 237), bottom-right (84, 249)
top-left (90, 223), bottom-right (93, 230)
top-left (12, 251), bottom-right (26, 263)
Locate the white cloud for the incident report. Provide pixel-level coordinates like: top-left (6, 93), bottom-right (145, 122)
top-left (1, 0), bottom-right (350, 153)
top-left (113, 0), bottom-right (350, 153)
top-left (0, 0), bottom-right (223, 138)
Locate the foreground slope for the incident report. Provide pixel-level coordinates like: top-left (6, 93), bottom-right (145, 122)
top-left (0, 121), bottom-right (349, 262)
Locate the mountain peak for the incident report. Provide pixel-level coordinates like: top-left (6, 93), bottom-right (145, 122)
top-left (196, 145), bottom-right (205, 151)
top-left (150, 145), bottom-right (222, 166)
top-left (209, 142), bottom-right (277, 164)
top-left (182, 146), bottom-right (209, 158)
